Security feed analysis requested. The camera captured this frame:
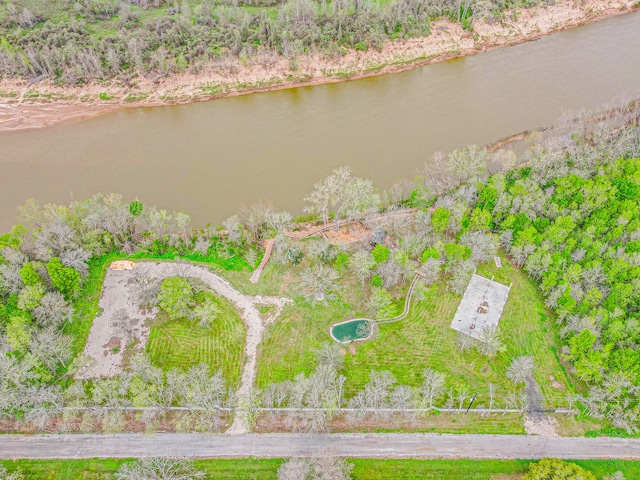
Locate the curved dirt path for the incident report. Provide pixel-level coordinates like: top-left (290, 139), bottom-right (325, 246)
top-left (250, 238), bottom-right (276, 284)
top-left (79, 261), bottom-right (292, 434)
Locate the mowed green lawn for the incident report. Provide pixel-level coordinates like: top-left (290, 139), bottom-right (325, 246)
top-left (146, 293), bottom-right (246, 389)
top-left (343, 256), bottom-right (571, 408)
top-left (256, 254), bottom-right (572, 415)
top-left (255, 261), bottom-right (367, 388)
top-left (3, 458), bottom-right (639, 479)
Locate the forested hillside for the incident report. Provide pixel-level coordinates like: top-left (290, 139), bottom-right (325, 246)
top-left (0, 0), bottom-right (539, 83)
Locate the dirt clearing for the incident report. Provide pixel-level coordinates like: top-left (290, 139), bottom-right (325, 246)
top-left (78, 261), bottom-right (292, 434)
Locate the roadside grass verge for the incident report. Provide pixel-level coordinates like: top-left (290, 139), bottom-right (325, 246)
top-left (3, 458), bottom-right (639, 479)
top-left (146, 292), bottom-right (246, 388)
top-left (347, 412), bottom-right (525, 435)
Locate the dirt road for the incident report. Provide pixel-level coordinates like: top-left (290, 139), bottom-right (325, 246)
top-left (1, 433), bottom-right (639, 460)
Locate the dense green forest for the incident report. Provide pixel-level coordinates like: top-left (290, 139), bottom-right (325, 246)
top-left (0, 101), bottom-right (638, 433)
top-left (0, 0), bottom-right (543, 83)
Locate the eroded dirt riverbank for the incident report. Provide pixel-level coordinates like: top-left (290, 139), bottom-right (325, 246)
top-left (0, 0), bottom-right (637, 133)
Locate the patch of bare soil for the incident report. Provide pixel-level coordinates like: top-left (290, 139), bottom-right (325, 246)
top-left (76, 267), bottom-right (157, 380)
top-left (321, 223), bottom-right (371, 246)
top-left (524, 415), bottom-right (560, 436)
top-left (78, 261), bottom-right (292, 435)
top-left (523, 375), bottom-right (559, 437)
top-left (0, 0), bottom-right (636, 132)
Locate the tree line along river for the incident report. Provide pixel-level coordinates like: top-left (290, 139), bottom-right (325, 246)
top-left (0, 11), bottom-right (639, 232)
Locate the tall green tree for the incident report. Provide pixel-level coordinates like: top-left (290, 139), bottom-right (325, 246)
top-left (46, 257), bottom-right (81, 299)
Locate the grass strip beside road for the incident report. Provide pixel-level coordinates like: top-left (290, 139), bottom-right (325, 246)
top-left (3, 458), bottom-right (640, 479)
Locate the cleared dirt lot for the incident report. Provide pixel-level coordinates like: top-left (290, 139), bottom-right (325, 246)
top-left (78, 261), bottom-right (291, 434)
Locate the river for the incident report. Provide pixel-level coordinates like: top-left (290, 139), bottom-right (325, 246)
top-left (1, 12), bottom-right (639, 232)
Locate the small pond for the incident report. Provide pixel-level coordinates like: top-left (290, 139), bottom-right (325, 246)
top-left (330, 319), bottom-right (372, 343)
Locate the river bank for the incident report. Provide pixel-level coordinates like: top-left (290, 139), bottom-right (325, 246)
top-left (0, 0), bottom-right (637, 133)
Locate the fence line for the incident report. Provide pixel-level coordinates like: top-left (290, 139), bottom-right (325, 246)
top-left (60, 406), bottom-right (575, 415)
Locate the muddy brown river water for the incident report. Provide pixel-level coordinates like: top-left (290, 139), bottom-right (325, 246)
top-left (1, 12), bottom-right (639, 231)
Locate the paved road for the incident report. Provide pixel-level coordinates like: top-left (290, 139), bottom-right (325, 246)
top-left (1, 433), bottom-right (639, 460)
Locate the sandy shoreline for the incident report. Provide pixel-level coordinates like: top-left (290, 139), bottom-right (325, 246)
top-left (0, 0), bottom-right (637, 133)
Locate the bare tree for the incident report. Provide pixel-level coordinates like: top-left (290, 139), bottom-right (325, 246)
top-left (604, 472), bottom-right (626, 480)
top-left (447, 260), bottom-right (475, 294)
top-left (355, 320), bottom-right (375, 339)
top-left (1, 247), bottom-right (27, 266)
top-left (390, 385), bottom-right (415, 415)
top-left (265, 209), bottom-right (293, 235)
top-left (60, 247), bottom-right (91, 276)
top-left (456, 331), bottom-right (475, 352)
top-left (376, 258), bottom-right (405, 288)
top-left (490, 149), bottom-right (517, 174)
top-left (460, 232), bottom-right (497, 264)
top-left (277, 457), bottom-right (312, 480)
top-left (309, 452), bottom-right (354, 480)
top-left (33, 291), bottom-right (74, 329)
top-left (348, 250), bottom-right (376, 285)
top-left (278, 453), bottom-right (353, 480)
top-left (347, 370), bottom-right (397, 421)
top-left (114, 457), bottom-right (205, 480)
top-left (0, 462), bottom-right (25, 480)
top-left (32, 220), bottom-right (81, 262)
top-left (446, 145), bottom-right (488, 186)
top-left (499, 230), bottom-right (514, 253)
top-left (171, 364), bottom-right (228, 432)
top-left (0, 263), bottom-right (24, 294)
top-left (504, 390), bottom-right (528, 414)
top-left (475, 325), bottom-right (503, 358)
top-left (421, 151), bottom-right (451, 193)
top-left (300, 264), bottom-right (339, 301)
top-left (315, 342), bottom-right (344, 371)
top-left (418, 258), bottom-right (441, 286)
top-left (222, 215), bottom-right (244, 246)
top-left (304, 167), bottom-right (379, 227)
top-left (506, 356), bottom-right (534, 385)
top-left (419, 368), bottom-right (446, 408)
top-left (131, 275), bottom-right (161, 309)
top-left (192, 236), bottom-right (211, 256)
top-left (90, 377), bottom-right (131, 432)
top-left (30, 327), bottom-right (73, 371)
top-left (193, 299), bottom-right (221, 329)
top-left (110, 308), bottom-right (137, 345)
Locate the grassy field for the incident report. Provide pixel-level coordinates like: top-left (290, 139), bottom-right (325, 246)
top-left (254, 253), bottom-right (572, 415)
top-left (3, 458), bottom-right (639, 479)
top-left (254, 258), bottom-right (368, 388)
top-left (146, 291), bottom-right (246, 388)
top-left (343, 256), bottom-right (571, 408)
